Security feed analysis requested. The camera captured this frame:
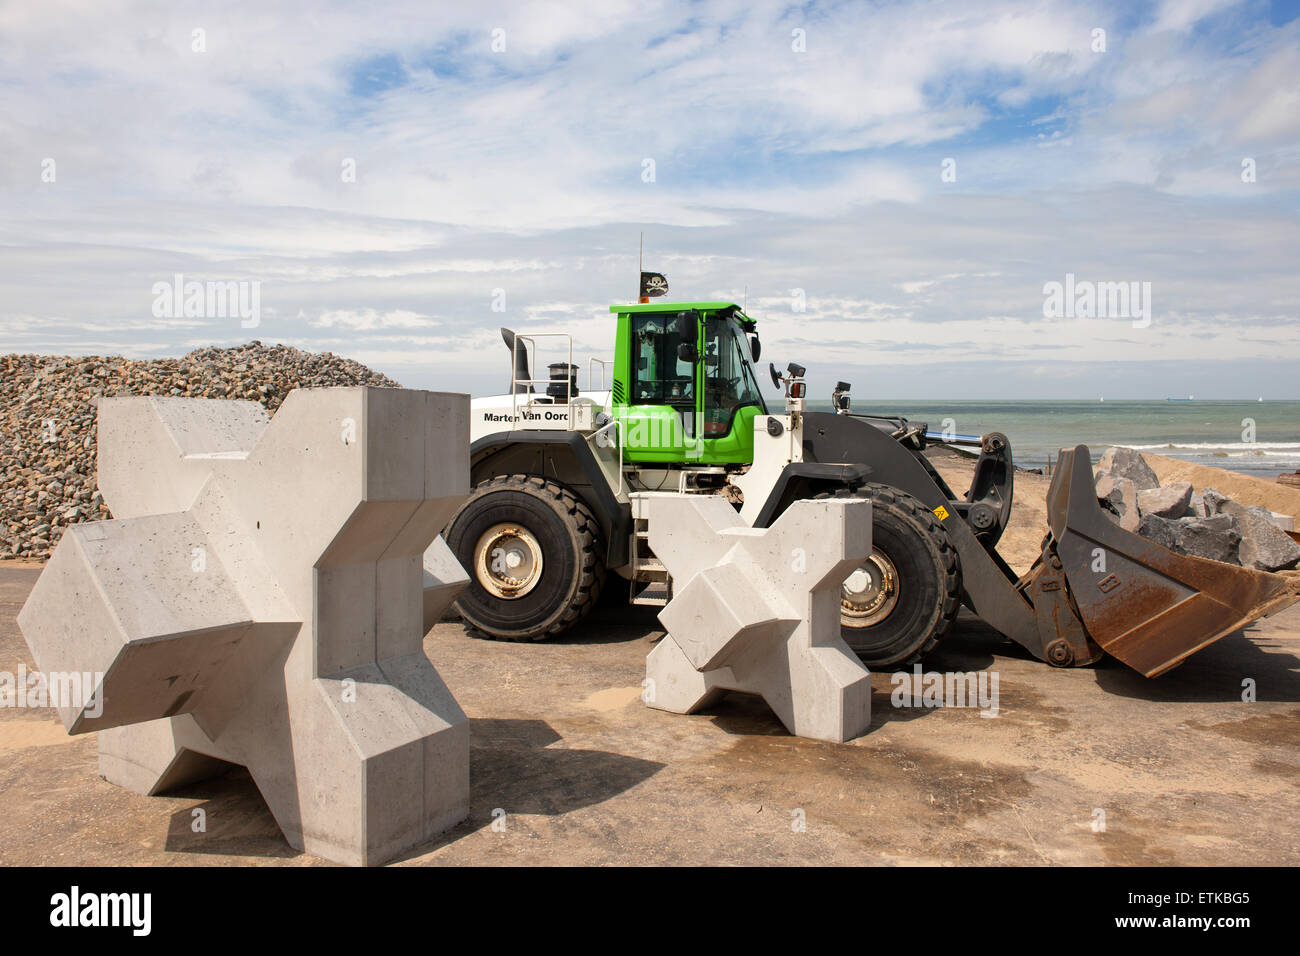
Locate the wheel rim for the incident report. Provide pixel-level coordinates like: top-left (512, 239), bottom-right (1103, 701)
top-left (473, 523), bottom-right (544, 599)
top-left (841, 547), bottom-right (899, 628)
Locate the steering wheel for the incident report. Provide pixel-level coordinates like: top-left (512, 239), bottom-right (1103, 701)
top-left (705, 375), bottom-right (742, 396)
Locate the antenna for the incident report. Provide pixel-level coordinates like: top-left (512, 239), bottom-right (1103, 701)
top-left (743, 285), bottom-right (747, 311)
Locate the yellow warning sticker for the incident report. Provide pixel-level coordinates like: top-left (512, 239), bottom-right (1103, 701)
top-left (933, 505), bottom-right (950, 521)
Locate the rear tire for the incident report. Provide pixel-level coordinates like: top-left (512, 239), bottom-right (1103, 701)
top-left (445, 474), bottom-right (605, 641)
top-left (815, 484), bottom-right (961, 668)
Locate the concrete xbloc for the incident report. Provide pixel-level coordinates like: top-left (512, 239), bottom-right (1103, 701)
top-left (17, 387), bottom-right (471, 866)
top-left (640, 494), bottom-right (874, 743)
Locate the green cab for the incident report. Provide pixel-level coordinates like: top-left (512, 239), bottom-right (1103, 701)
top-left (609, 301), bottom-right (767, 465)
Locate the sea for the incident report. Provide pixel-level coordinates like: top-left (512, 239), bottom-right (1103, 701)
top-left (807, 400), bottom-right (1300, 478)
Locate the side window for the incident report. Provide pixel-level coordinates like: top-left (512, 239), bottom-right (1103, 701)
top-left (631, 315), bottom-right (694, 404)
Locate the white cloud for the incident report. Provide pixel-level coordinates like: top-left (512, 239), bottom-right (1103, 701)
top-left (1151, 0), bottom-right (1247, 33)
top-left (311, 308), bottom-right (437, 330)
top-left (0, 0), bottom-right (1296, 399)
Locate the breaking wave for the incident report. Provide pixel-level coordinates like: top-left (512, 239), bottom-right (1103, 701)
top-left (1124, 442), bottom-right (1300, 452)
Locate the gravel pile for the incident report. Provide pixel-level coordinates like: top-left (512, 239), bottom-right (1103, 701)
top-left (1, 343), bottom-right (401, 561)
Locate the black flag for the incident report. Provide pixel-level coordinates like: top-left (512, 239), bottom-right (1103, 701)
top-left (640, 272), bottom-right (669, 297)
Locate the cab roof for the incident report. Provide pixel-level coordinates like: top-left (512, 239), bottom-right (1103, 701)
top-left (608, 299), bottom-right (743, 314)
top-left (611, 303), bottom-right (759, 332)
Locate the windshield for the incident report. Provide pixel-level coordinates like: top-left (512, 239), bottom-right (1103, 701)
top-left (702, 313), bottom-right (767, 435)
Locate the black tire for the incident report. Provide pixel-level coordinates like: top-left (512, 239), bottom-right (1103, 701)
top-left (814, 483), bottom-right (961, 668)
top-left (445, 474), bottom-right (605, 641)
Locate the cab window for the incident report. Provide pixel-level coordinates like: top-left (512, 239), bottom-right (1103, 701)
top-left (703, 315), bottom-right (764, 436)
top-left (631, 314), bottom-right (695, 405)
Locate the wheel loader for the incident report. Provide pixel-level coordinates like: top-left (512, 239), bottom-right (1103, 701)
top-left (444, 300), bottom-right (1295, 676)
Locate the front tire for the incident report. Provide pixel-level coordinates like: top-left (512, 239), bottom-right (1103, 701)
top-left (445, 474), bottom-right (605, 641)
top-left (815, 484), bottom-right (961, 668)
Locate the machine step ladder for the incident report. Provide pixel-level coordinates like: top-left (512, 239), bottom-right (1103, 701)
top-left (629, 516), bottom-right (671, 606)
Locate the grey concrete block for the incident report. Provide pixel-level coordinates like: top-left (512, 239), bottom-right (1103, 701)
top-left (18, 387), bottom-right (472, 866)
top-left (423, 536), bottom-right (469, 633)
top-left (640, 494), bottom-right (873, 743)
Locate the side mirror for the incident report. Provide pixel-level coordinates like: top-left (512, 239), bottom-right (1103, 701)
top-left (675, 310), bottom-right (699, 364)
top-left (749, 334), bottom-right (761, 362)
top-left (675, 310), bottom-right (698, 339)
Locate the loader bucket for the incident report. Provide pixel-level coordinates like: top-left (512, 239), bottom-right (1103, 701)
top-left (1046, 445), bottom-right (1298, 677)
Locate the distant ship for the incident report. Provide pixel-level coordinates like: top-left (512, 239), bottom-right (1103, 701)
top-left (1166, 395), bottom-right (1195, 401)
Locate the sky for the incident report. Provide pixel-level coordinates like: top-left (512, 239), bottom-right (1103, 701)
top-left (1, 0), bottom-right (1298, 400)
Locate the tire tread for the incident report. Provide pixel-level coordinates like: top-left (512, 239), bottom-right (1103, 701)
top-left (815, 482), bottom-right (961, 666)
top-left (450, 474), bottom-right (605, 641)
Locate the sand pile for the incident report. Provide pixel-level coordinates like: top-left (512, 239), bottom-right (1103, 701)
top-left (1, 343), bottom-right (400, 560)
top-left (1143, 452), bottom-right (1300, 519)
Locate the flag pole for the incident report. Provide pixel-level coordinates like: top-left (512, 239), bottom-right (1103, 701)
top-left (638, 232), bottom-right (647, 303)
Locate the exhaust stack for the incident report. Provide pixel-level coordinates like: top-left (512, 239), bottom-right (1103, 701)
top-left (499, 328), bottom-right (533, 395)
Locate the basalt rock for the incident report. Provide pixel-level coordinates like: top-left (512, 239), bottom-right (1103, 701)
top-left (1213, 501), bottom-right (1300, 572)
top-left (1138, 513), bottom-right (1243, 565)
top-left (1137, 481), bottom-right (1193, 520)
top-left (1095, 471), bottom-right (1141, 532)
top-left (1098, 446), bottom-right (1161, 491)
